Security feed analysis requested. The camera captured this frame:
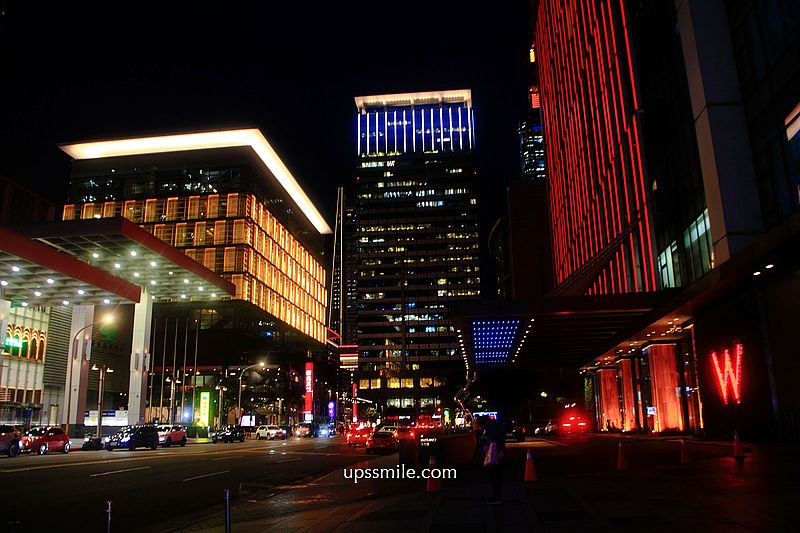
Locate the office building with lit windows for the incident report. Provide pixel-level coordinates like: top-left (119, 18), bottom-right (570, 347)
top-left (529, 0), bottom-right (800, 441)
top-left (58, 129), bottom-right (337, 426)
top-left (352, 90), bottom-right (480, 420)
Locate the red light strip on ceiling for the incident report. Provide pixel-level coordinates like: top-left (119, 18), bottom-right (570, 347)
top-left (711, 343), bottom-right (743, 405)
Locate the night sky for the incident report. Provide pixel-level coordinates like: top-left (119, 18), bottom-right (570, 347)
top-left (0, 2), bottom-right (532, 261)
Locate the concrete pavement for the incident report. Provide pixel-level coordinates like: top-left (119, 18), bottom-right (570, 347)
top-left (176, 436), bottom-right (800, 532)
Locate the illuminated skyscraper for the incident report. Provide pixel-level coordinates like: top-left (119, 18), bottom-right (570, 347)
top-left (519, 45), bottom-right (546, 181)
top-left (352, 90), bottom-right (480, 418)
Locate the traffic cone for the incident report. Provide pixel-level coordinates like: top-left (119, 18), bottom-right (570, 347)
top-left (616, 440), bottom-right (629, 470)
top-left (524, 448), bottom-right (538, 481)
top-left (733, 430), bottom-right (745, 458)
top-left (426, 455), bottom-right (442, 492)
top-left (680, 438), bottom-right (690, 464)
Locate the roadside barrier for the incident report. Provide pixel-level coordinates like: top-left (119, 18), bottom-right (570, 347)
top-left (616, 440), bottom-right (630, 470)
top-left (733, 430), bottom-right (745, 462)
top-left (524, 449), bottom-right (538, 481)
top-left (426, 455), bottom-right (442, 492)
top-left (680, 438), bottom-right (691, 464)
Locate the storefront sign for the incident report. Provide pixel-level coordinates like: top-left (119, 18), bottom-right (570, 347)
top-left (711, 343), bottom-right (743, 405)
top-left (199, 391), bottom-right (210, 426)
top-left (4, 337), bottom-right (22, 348)
top-left (84, 410), bottom-right (129, 426)
top-left (304, 362), bottom-right (314, 416)
top-left (327, 400), bottom-right (335, 419)
top-left (352, 382), bottom-right (358, 422)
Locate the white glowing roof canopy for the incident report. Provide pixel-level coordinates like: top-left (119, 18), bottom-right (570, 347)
top-left (60, 129), bottom-right (332, 235)
top-left (355, 89), bottom-right (472, 111)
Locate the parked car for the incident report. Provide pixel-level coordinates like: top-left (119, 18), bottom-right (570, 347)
top-left (82, 435), bottom-right (106, 451)
top-left (345, 425), bottom-right (371, 447)
top-left (211, 425), bottom-right (245, 443)
top-left (158, 425), bottom-right (187, 447)
top-left (21, 426), bottom-right (71, 455)
top-left (504, 421), bottom-right (526, 442)
top-left (255, 425), bottom-right (286, 440)
top-left (365, 430), bottom-right (399, 454)
top-left (534, 420), bottom-right (556, 436)
top-left (0, 424), bottom-right (21, 457)
top-left (295, 423), bottom-right (315, 438)
top-left (104, 425), bottom-right (159, 451)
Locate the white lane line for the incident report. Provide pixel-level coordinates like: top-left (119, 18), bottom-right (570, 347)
top-left (90, 466), bottom-right (151, 477)
top-left (182, 470), bottom-right (230, 482)
top-left (211, 455), bottom-right (243, 461)
top-left (276, 458), bottom-right (301, 464)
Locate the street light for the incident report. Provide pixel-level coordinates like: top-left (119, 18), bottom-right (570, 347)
top-left (65, 313), bottom-right (114, 437)
top-left (91, 364), bottom-right (114, 438)
top-left (237, 362), bottom-right (266, 425)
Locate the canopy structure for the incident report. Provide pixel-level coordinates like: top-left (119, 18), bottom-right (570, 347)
top-left (9, 217), bottom-right (235, 305)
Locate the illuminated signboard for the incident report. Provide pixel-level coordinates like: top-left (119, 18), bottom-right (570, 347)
top-left (4, 337), bottom-right (22, 348)
top-left (327, 401), bottom-right (335, 419)
top-left (304, 362), bottom-right (314, 416)
top-left (711, 343), bottom-right (743, 405)
top-left (199, 392), bottom-right (210, 426)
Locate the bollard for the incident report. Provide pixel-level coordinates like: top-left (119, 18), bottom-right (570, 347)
top-left (524, 448), bottom-right (538, 481)
top-left (616, 440), bottom-right (630, 470)
top-left (224, 488), bottom-right (232, 533)
top-left (106, 501), bottom-right (112, 533)
top-left (680, 438), bottom-right (691, 464)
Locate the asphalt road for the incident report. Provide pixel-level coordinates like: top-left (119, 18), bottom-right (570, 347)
top-left (0, 436), bottom-right (371, 532)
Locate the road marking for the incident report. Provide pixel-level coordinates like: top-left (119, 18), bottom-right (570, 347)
top-left (182, 470), bottom-right (230, 482)
top-left (211, 455), bottom-right (243, 461)
top-left (276, 458), bottom-right (301, 464)
top-left (90, 466), bottom-right (151, 477)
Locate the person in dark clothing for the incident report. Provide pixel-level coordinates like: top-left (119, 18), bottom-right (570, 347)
top-left (482, 415), bottom-right (506, 504)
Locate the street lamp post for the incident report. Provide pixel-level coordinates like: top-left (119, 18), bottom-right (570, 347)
top-left (65, 314), bottom-right (114, 437)
top-left (91, 364), bottom-right (114, 439)
top-left (167, 375), bottom-right (182, 424)
top-left (215, 384), bottom-right (227, 429)
top-left (237, 362), bottom-right (265, 425)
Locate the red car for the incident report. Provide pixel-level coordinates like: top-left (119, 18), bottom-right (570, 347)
top-left (0, 424), bottom-right (22, 457)
top-left (365, 430), bottom-right (399, 454)
top-left (157, 425), bottom-right (187, 447)
top-left (345, 425), bottom-right (371, 447)
top-left (560, 411), bottom-right (590, 436)
top-left (22, 426), bottom-right (71, 455)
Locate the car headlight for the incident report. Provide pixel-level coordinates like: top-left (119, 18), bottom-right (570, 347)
top-left (103, 437), bottom-right (110, 443)
top-left (84, 436), bottom-right (91, 442)
top-left (121, 436), bottom-right (130, 443)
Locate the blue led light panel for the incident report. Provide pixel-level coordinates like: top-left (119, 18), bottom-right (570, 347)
top-left (471, 319), bottom-right (521, 365)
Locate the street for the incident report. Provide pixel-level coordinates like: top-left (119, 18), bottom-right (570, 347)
top-left (0, 436), bottom-right (370, 532)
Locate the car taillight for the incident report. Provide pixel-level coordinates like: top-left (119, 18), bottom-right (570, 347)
top-left (578, 422), bottom-right (586, 426)
top-left (562, 423), bottom-right (572, 427)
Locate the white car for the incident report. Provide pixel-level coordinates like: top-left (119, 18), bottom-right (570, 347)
top-left (255, 425), bottom-right (286, 440)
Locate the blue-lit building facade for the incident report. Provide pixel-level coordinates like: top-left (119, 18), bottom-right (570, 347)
top-left (352, 90), bottom-right (480, 422)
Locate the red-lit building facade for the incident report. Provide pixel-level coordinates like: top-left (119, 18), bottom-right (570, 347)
top-left (535, 0), bottom-right (800, 441)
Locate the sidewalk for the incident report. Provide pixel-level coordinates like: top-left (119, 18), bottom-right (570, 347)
top-left (170, 441), bottom-right (800, 532)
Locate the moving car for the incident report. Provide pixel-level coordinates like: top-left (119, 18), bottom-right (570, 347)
top-left (365, 430), bottom-right (399, 454)
top-left (316, 424), bottom-right (334, 438)
top-left (22, 426), bottom-right (71, 455)
top-left (560, 411), bottom-right (590, 435)
top-left (158, 425), bottom-right (187, 447)
top-left (211, 425), bottom-right (245, 443)
top-left (394, 426), bottom-right (416, 440)
top-left (82, 435), bottom-right (106, 450)
top-left (255, 425), bottom-right (286, 440)
top-left (104, 425), bottom-right (159, 451)
top-left (345, 425), bottom-right (370, 447)
top-left (0, 424), bottom-right (21, 457)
